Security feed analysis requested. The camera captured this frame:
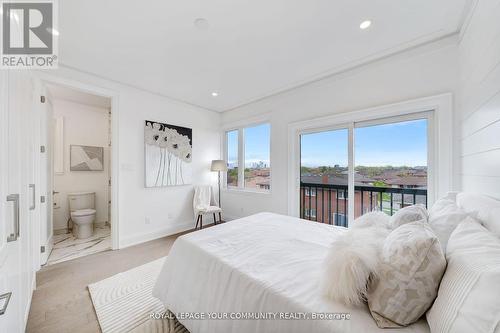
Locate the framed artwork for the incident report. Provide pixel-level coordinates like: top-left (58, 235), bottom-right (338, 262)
top-left (144, 120), bottom-right (192, 187)
top-left (70, 145), bottom-right (104, 171)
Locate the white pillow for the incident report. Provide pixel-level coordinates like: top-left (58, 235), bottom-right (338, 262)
top-left (426, 218), bottom-right (500, 333)
top-left (457, 192), bottom-right (500, 237)
top-left (321, 212), bottom-right (391, 305)
top-left (389, 204), bottom-right (428, 229)
top-left (428, 197), bottom-right (470, 253)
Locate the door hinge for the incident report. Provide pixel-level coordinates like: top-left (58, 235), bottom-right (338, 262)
top-left (40, 246), bottom-right (45, 253)
top-left (40, 196), bottom-right (46, 203)
top-left (40, 145), bottom-right (46, 153)
top-left (40, 95), bottom-right (46, 103)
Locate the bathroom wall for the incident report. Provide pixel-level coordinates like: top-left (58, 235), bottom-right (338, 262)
top-left (52, 99), bottom-right (110, 232)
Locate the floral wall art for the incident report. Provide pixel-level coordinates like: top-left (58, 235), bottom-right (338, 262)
top-left (144, 120), bottom-right (192, 187)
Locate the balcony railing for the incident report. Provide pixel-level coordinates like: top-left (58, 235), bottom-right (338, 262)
top-left (300, 182), bottom-right (427, 227)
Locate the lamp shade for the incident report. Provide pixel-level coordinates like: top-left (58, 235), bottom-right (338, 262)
top-left (211, 160), bottom-right (228, 172)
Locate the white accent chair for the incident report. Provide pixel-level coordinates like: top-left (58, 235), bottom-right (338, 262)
top-left (193, 185), bottom-right (222, 230)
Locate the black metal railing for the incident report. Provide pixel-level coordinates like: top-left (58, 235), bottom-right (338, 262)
top-left (300, 182), bottom-right (427, 227)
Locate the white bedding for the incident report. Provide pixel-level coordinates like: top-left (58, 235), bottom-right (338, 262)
top-left (153, 212), bottom-right (429, 333)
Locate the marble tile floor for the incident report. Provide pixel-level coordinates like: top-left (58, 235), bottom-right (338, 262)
top-left (46, 225), bottom-right (111, 266)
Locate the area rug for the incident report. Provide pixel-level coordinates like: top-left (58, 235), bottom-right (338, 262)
top-left (88, 257), bottom-right (188, 333)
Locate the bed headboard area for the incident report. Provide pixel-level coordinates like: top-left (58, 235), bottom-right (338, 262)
top-left (456, 192), bottom-right (500, 237)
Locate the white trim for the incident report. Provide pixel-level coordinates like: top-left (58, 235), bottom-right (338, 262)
top-left (119, 221), bottom-right (193, 249)
top-left (222, 112), bottom-right (271, 131)
top-left (223, 188), bottom-right (272, 196)
top-left (287, 93), bottom-right (453, 217)
top-left (34, 72), bottom-right (121, 250)
top-left (347, 124), bottom-right (355, 224)
top-left (458, 0), bottom-right (479, 42)
top-left (238, 128), bottom-right (245, 188)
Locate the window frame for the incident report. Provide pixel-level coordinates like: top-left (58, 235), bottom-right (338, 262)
top-left (225, 129), bottom-right (240, 188)
top-left (289, 94), bottom-right (454, 223)
top-left (224, 122), bottom-right (271, 193)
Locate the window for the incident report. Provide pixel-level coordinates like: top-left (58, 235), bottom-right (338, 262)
top-left (354, 118), bottom-right (428, 218)
top-left (305, 208), bottom-right (316, 218)
top-left (225, 123), bottom-right (271, 191)
top-left (226, 130), bottom-right (238, 187)
top-left (305, 188), bottom-right (317, 197)
top-left (300, 128), bottom-right (348, 222)
top-left (297, 113), bottom-right (430, 226)
top-left (334, 213), bottom-right (347, 227)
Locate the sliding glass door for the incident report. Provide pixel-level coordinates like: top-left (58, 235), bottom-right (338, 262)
top-left (299, 113), bottom-right (430, 226)
top-left (354, 118), bottom-right (428, 218)
top-left (300, 128), bottom-right (349, 226)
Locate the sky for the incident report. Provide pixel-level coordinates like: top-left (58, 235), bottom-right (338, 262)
top-left (301, 119), bottom-right (428, 167)
top-left (227, 123), bottom-right (271, 167)
top-left (227, 119), bottom-right (427, 168)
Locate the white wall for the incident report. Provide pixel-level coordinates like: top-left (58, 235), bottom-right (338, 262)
top-left (221, 37), bottom-right (460, 219)
top-left (458, 0), bottom-right (500, 199)
top-left (38, 66), bottom-right (221, 248)
top-left (52, 99), bottom-right (110, 231)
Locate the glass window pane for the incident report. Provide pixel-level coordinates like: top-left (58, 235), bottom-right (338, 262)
top-left (244, 124), bottom-right (270, 190)
top-left (300, 129), bottom-right (348, 225)
top-left (226, 130), bottom-right (238, 187)
top-left (354, 118), bottom-right (428, 218)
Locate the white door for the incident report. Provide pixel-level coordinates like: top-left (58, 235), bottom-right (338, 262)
top-left (38, 83), bottom-right (53, 266)
top-left (0, 70), bottom-right (37, 332)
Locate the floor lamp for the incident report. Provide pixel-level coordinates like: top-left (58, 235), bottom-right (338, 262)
top-left (211, 160), bottom-right (228, 208)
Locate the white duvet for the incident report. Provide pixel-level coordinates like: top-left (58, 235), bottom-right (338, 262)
top-left (153, 212), bottom-right (429, 333)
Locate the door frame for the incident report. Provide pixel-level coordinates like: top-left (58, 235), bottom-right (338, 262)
top-left (287, 93), bottom-right (454, 221)
top-left (34, 73), bottom-right (120, 255)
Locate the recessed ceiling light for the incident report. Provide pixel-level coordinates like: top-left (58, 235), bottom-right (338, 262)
top-left (359, 20), bottom-right (372, 30)
top-left (194, 18), bottom-right (209, 30)
top-left (211, 92), bottom-right (219, 97)
top-left (47, 27), bottom-right (59, 36)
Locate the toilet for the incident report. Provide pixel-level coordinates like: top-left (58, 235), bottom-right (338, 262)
top-left (68, 192), bottom-right (96, 239)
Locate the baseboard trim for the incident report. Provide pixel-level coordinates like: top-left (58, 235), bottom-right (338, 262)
top-left (119, 221), bottom-right (194, 249)
top-left (24, 272), bottom-right (37, 331)
top-left (40, 235), bottom-right (54, 267)
top-left (221, 214), bottom-right (241, 221)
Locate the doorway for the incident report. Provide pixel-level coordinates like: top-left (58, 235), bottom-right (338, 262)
top-left (39, 83), bottom-right (114, 266)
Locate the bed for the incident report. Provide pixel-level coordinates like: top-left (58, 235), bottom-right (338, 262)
top-left (152, 212), bottom-right (429, 333)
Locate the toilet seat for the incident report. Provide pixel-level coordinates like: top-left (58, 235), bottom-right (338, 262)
top-left (71, 208), bottom-right (96, 217)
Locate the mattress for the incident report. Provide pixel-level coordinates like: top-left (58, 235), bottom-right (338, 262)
top-left (153, 212), bottom-right (430, 333)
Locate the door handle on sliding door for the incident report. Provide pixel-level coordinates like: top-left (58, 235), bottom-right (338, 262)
top-left (7, 194), bottom-right (20, 242)
top-left (29, 184), bottom-right (35, 210)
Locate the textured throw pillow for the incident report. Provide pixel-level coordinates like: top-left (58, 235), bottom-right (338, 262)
top-left (427, 219), bottom-right (500, 333)
top-left (389, 204), bottom-right (428, 229)
top-left (367, 221), bottom-right (446, 328)
top-left (321, 212), bottom-right (391, 305)
top-left (428, 197), bottom-right (470, 253)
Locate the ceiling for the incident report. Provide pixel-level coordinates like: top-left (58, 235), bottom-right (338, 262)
top-left (58, 0), bottom-right (471, 112)
top-left (47, 84), bottom-right (111, 109)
